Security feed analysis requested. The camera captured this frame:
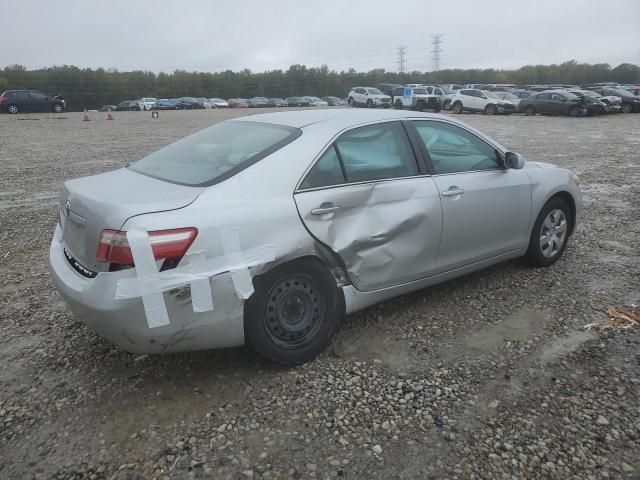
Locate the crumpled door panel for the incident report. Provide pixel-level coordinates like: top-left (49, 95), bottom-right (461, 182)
top-left (294, 177), bottom-right (442, 291)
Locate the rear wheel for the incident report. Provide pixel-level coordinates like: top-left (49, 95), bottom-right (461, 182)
top-left (7, 104), bottom-right (18, 114)
top-left (244, 259), bottom-right (342, 365)
top-left (524, 105), bottom-right (536, 116)
top-left (621, 103), bottom-right (632, 113)
top-left (526, 198), bottom-right (571, 267)
top-left (394, 100), bottom-right (403, 110)
top-left (485, 104), bottom-right (496, 115)
top-left (451, 102), bottom-right (463, 114)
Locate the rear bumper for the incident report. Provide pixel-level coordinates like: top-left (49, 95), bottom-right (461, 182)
top-left (49, 225), bottom-right (245, 354)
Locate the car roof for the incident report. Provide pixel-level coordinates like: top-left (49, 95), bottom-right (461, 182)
top-left (231, 108), bottom-right (451, 130)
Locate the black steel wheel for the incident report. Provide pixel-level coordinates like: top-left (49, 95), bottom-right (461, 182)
top-left (245, 259), bottom-right (342, 365)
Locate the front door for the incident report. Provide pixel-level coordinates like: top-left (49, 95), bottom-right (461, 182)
top-left (294, 121), bottom-right (443, 291)
top-left (411, 120), bottom-right (532, 271)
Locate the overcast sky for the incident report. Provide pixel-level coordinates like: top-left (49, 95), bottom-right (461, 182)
top-left (1, 0), bottom-right (638, 73)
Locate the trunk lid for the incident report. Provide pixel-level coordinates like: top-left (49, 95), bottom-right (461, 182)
top-left (59, 168), bottom-right (204, 272)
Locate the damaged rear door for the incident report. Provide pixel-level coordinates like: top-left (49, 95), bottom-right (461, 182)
top-left (294, 121), bottom-right (443, 292)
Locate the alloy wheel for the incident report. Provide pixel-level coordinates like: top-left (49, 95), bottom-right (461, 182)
top-left (539, 209), bottom-right (567, 258)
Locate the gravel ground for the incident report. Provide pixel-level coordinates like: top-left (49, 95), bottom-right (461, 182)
top-left (0, 108), bottom-right (639, 480)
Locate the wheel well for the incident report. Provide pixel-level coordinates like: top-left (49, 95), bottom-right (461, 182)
top-left (549, 191), bottom-right (576, 234)
top-left (253, 255), bottom-right (347, 315)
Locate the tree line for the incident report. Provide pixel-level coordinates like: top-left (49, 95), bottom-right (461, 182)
top-left (1, 60), bottom-right (638, 112)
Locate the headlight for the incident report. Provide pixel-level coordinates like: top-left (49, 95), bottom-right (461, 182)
top-left (571, 174), bottom-right (581, 185)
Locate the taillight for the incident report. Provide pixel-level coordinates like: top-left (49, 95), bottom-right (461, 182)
top-left (0, 95), bottom-right (6, 103)
top-left (96, 228), bottom-right (197, 265)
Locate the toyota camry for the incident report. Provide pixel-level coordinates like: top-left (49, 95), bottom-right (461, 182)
top-left (49, 109), bottom-right (582, 365)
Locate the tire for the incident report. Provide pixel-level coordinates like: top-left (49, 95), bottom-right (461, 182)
top-left (415, 101), bottom-right (424, 112)
top-left (348, 97), bottom-right (355, 107)
top-left (394, 100), bottom-right (403, 110)
top-left (451, 102), bottom-right (463, 114)
top-left (526, 198), bottom-right (571, 267)
top-left (485, 104), bottom-right (496, 115)
top-left (366, 99), bottom-right (373, 108)
top-left (7, 104), bottom-right (18, 114)
top-left (568, 105), bottom-right (581, 117)
top-left (244, 259), bottom-right (342, 365)
top-left (621, 103), bottom-right (632, 114)
top-left (524, 105), bottom-right (536, 116)
top-left (443, 100), bottom-right (451, 110)
top-left (53, 103), bottom-right (64, 113)
top-left (433, 103), bottom-right (441, 113)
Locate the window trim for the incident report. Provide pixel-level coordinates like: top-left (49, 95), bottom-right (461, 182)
top-left (295, 120), bottom-right (425, 193)
top-left (405, 118), bottom-right (507, 177)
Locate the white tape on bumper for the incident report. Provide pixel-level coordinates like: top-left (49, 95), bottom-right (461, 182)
top-left (115, 228), bottom-right (275, 328)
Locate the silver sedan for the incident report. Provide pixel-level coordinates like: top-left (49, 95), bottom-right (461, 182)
top-left (49, 109), bottom-right (582, 365)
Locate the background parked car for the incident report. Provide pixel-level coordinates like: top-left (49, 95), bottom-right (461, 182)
top-left (589, 88), bottom-right (640, 113)
top-left (322, 96), bottom-right (347, 106)
top-left (304, 96), bottom-right (328, 107)
top-left (195, 97), bottom-right (213, 109)
top-left (209, 98), bottom-right (229, 108)
top-left (98, 105), bottom-right (117, 112)
top-left (392, 86), bottom-right (441, 112)
top-left (248, 97), bottom-right (270, 108)
top-left (116, 100), bottom-right (141, 111)
top-left (0, 89), bottom-right (66, 114)
top-left (267, 98), bottom-right (287, 107)
top-left (285, 96), bottom-right (311, 107)
top-left (375, 83), bottom-right (404, 101)
top-left (176, 97), bottom-right (203, 109)
top-left (139, 98), bottom-right (157, 110)
top-left (565, 90), bottom-right (606, 116)
top-left (228, 98), bottom-right (249, 108)
top-left (151, 99), bottom-right (178, 110)
top-left (519, 91), bottom-right (586, 117)
top-left (449, 89), bottom-right (516, 115)
top-left (623, 86), bottom-right (640, 96)
top-left (347, 87), bottom-right (391, 108)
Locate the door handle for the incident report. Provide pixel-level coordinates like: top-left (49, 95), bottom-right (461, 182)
top-left (311, 204), bottom-right (341, 215)
top-left (441, 187), bottom-right (465, 197)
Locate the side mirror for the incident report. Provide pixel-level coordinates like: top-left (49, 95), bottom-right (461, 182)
top-left (504, 152), bottom-right (525, 169)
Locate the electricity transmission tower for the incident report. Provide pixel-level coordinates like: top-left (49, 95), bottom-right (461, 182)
top-left (431, 34), bottom-right (444, 71)
top-left (397, 46), bottom-right (407, 74)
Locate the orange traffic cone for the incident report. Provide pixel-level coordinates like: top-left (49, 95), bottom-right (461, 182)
top-left (106, 109), bottom-right (113, 121)
top-left (82, 109), bottom-right (91, 121)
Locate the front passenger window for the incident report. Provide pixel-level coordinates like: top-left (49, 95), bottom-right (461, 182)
top-left (413, 121), bottom-right (500, 175)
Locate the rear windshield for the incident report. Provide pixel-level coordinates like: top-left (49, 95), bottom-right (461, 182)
top-left (128, 121), bottom-right (301, 187)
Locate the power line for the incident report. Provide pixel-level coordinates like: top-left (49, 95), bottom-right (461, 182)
top-left (396, 46), bottom-right (407, 74)
top-left (431, 34), bottom-right (444, 71)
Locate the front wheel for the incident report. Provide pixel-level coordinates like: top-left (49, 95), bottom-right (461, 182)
top-left (394, 100), bottom-right (403, 110)
top-left (485, 104), bottom-right (496, 115)
top-left (348, 97), bottom-right (355, 107)
top-left (451, 102), bottom-right (463, 114)
top-left (366, 99), bottom-right (373, 108)
top-left (569, 105), bottom-right (581, 117)
top-left (524, 105), bottom-right (536, 116)
top-left (526, 198), bottom-right (571, 267)
top-left (53, 103), bottom-right (64, 113)
top-left (244, 259), bottom-right (342, 365)
top-left (621, 103), bottom-right (632, 113)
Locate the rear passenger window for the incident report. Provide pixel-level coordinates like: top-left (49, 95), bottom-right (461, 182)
top-left (300, 146), bottom-right (345, 189)
top-left (336, 122), bottom-right (418, 183)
